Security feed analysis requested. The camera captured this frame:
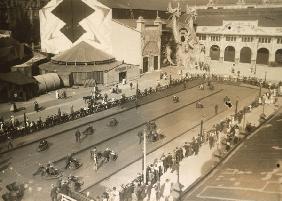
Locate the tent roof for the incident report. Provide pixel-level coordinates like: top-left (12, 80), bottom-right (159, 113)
top-left (40, 60), bottom-right (124, 72)
top-left (52, 41), bottom-right (115, 64)
top-left (0, 71), bottom-right (37, 85)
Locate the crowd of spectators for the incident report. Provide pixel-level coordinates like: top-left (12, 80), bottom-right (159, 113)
top-left (0, 73), bottom-right (279, 146)
top-left (87, 87), bottom-right (277, 201)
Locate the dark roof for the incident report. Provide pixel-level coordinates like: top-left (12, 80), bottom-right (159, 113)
top-left (0, 71), bottom-right (37, 85)
top-left (196, 8), bottom-right (282, 27)
top-left (111, 6), bottom-right (282, 28)
top-left (40, 60), bottom-right (124, 72)
top-left (100, 0), bottom-right (282, 10)
top-left (52, 41), bottom-right (115, 64)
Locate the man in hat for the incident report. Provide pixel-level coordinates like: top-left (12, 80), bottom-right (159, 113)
top-left (75, 129), bottom-right (81, 143)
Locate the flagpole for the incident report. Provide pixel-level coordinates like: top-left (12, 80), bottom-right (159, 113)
top-left (136, 80), bottom-right (139, 106)
top-left (143, 128), bottom-right (147, 184)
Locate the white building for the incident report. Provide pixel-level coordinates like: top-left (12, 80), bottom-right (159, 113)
top-left (39, 0), bottom-right (142, 66)
top-left (197, 20), bottom-right (282, 66)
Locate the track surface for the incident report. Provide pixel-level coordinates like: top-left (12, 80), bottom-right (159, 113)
top-left (184, 109), bottom-right (282, 201)
top-left (0, 84), bottom-right (258, 201)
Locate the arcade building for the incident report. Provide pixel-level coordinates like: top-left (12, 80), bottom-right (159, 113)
top-left (197, 20), bottom-right (282, 66)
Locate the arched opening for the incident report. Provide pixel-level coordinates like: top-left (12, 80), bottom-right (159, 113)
top-left (240, 47), bottom-right (252, 63)
top-left (224, 46), bottom-right (235, 62)
top-left (256, 48), bottom-right (269, 65)
top-left (275, 49), bottom-right (282, 66)
top-left (210, 45), bottom-right (220, 60)
top-left (179, 28), bottom-right (188, 43)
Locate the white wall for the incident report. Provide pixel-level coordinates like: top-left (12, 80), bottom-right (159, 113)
top-left (111, 20), bottom-right (142, 66)
top-left (40, 0), bottom-right (113, 55)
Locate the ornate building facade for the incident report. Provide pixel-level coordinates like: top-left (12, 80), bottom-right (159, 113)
top-left (197, 20), bottom-right (282, 66)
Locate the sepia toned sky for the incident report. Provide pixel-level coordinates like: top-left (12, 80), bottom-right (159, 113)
top-left (99, 0), bottom-right (282, 10)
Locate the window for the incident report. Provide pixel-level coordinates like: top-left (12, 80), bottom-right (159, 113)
top-left (242, 36), bottom-right (253, 42)
top-left (277, 38), bottom-right (282, 44)
top-left (198, 34), bottom-right (206, 41)
top-left (211, 35), bottom-right (220, 41)
top-left (259, 37), bottom-right (271, 43)
top-left (226, 36), bottom-right (236, 42)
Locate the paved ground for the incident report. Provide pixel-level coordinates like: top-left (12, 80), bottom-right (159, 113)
top-left (183, 108), bottom-right (282, 201)
top-left (0, 84), bottom-right (260, 201)
top-left (198, 61), bottom-right (282, 82)
top-left (0, 69), bottom-right (170, 122)
top-left (86, 100), bottom-right (278, 199)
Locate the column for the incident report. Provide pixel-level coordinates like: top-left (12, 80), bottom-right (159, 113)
top-left (219, 46), bottom-right (224, 62)
top-left (235, 47), bottom-right (240, 65)
top-left (269, 38), bottom-right (276, 65)
top-left (251, 50), bottom-right (257, 66)
top-left (251, 38), bottom-right (259, 66)
top-left (269, 51), bottom-right (275, 65)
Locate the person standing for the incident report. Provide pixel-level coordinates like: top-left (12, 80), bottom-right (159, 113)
top-left (137, 130), bottom-right (143, 145)
top-left (90, 147), bottom-right (98, 171)
top-left (55, 90), bottom-right (59, 99)
top-left (57, 108), bottom-right (61, 117)
top-left (215, 104), bottom-right (218, 115)
top-left (75, 129), bottom-right (81, 143)
top-left (162, 179), bottom-right (172, 201)
top-left (7, 136), bottom-right (13, 150)
top-left (10, 102), bottom-right (17, 112)
top-left (130, 82), bottom-right (133, 90)
top-left (70, 105), bottom-right (74, 115)
top-left (34, 101), bottom-right (39, 112)
top-left (111, 187), bottom-right (120, 201)
top-left (50, 184), bottom-right (58, 201)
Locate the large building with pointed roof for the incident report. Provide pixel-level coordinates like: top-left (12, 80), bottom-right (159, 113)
top-left (39, 41), bottom-right (140, 86)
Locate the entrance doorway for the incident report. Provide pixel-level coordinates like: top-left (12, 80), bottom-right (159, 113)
top-left (210, 45), bottom-right (220, 60)
top-left (240, 47), bottom-right (252, 63)
top-left (224, 46), bottom-right (235, 62)
top-left (119, 71), bottom-right (127, 83)
top-left (256, 48), bottom-right (269, 65)
top-left (143, 57), bottom-right (149, 73)
top-left (154, 56), bottom-right (158, 70)
top-left (275, 49), bottom-right (282, 66)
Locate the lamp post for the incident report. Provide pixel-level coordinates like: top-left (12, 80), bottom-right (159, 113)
top-left (175, 162), bottom-right (182, 201)
top-left (200, 120), bottom-right (204, 136)
top-left (143, 128), bottom-right (147, 184)
top-left (23, 113), bottom-right (27, 133)
top-left (264, 71), bottom-right (267, 82)
top-left (242, 108), bottom-right (246, 131)
top-left (235, 99), bottom-right (239, 116)
top-left (259, 82), bottom-right (262, 97)
top-left (135, 80), bottom-right (139, 107)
